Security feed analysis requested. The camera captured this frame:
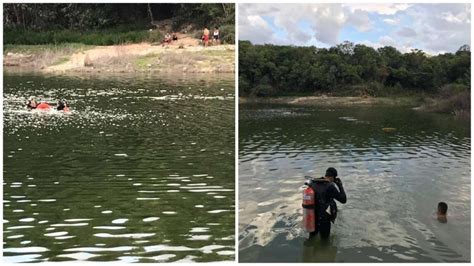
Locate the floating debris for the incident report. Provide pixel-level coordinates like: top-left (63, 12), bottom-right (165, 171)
top-left (382, 127), bottom-right (397, 133)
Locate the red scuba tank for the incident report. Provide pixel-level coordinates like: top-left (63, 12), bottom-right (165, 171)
top-left (302, 185), bottom-right (316, 233)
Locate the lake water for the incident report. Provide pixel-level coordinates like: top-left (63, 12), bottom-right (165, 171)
top-left (3, 72), bottom-right (235, 262)
top-left (239, 103), bottom-right (470, 262)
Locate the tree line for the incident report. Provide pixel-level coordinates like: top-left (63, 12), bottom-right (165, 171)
top-left (4, 3), bottom-right (235, 45)
top-left (239, 41), bottom-right (471, 97)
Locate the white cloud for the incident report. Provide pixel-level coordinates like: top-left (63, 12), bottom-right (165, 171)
top-left (311, 5), bottom-right (346, 44)
top-left (346, 9), bottom-right (373, 32)
top-left (396, 27), bottom-right (417, 38)
top-left (239, 4), bottom-right (373, 46)
top-left (239, 5), bottom-right (276, 44)
top-left (344, 3), bottom-right (411, 15)
top-left (292, 30), bottom-right (312, 44)
top-left (441, 11), bottom-right (469, 24)
top-left (238, 3), bottom-right (471, 54)
top-left (383, 18), bottom-right (398, 25)
top-left (247, 15), bottom-right (269, 30)
top-left (379, 36), bottom-right (397, 47)
top-left (404, 4), bottom-right (471, 53)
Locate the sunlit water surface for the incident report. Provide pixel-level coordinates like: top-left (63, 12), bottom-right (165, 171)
top-left (3, 72), bottom-right (235, 262)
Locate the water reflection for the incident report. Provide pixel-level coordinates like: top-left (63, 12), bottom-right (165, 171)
top-left (302, 237), bottom-right (338, 263)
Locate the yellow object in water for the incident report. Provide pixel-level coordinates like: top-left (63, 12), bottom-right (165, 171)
top-left (382, 127), bottom-right (397, 132)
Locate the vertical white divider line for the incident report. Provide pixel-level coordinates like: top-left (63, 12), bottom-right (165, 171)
top-left (234, 1), bottom-right (239, 263)
top-left (0, 3), bottom-right (4, 248)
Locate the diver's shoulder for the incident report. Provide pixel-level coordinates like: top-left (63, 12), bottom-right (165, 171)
top-left (312, 177), bottom-right (327, 183)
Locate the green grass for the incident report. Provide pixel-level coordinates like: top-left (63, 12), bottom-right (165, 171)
top-left (201, 49), bottom-right (233, 57)
top-left (4, 28), bottom-right (162, 46)
top-left (52, 56), bottom-right (70, 65)
top-left (134, 53), bottom-right (160, 68)
top-left (4, 43), bottom-right (91, 55)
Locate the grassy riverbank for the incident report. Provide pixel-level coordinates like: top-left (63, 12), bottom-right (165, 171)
top-left (240, 88), bottom-right (470, 119)
top-left (4, 42), bottom-right (235, 74)
top-left (4, 43), bottom-right (92, 67)
top-left (419, 85), bottom-right (470, 118)
top-left (239, 95), bottom-right (422, 106)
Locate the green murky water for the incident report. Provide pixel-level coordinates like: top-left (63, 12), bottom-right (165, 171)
top-left (239, 103), bottom-right (470, 262)
top-left (3, 72), bottom-right (235, 262)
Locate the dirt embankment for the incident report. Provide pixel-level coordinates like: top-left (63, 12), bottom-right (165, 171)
top-left (4, 34), bottom-right (234, 74)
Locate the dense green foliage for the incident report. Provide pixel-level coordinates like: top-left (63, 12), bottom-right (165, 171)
top-left (239, 41), bottom-right (471, 97)
top-left (4, 29), bottom-right (162, 46)
top-left (4, 3), bottom-right (234, 45)
top-left (171, 4), bottom-right (234, 31)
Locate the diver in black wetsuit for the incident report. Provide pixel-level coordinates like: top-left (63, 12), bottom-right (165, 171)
top-left (308, 167), bottom-right (346, 239)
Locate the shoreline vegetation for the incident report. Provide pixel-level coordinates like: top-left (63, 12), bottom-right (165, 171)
top-left (239, 95), bottom-right (420, 106)
top-left (240, 93), bottom-right (470, 119)
top-left (239, 41), bottom-right (470, 118)
top-left (3, 3), bottom-right (235, 74)
top-left (239, 93), bottom-right (470, 119)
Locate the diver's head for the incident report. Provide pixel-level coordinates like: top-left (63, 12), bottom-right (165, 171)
top-left (437, 202), bottom-right (448, 215)
top-left (325, 167), bottom-right (338, 182)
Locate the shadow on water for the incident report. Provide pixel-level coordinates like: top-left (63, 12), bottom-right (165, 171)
top-left (239, 103), bottom-right (470, 262)
top-left (302, 236), bottom-right (339, 263)
top-left (240, 234), bottom-right (337, 263)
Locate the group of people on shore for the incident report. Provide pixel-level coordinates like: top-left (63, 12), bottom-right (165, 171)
top-left (202, 26), bottom-right (220, 47)
top-left (162, 32), bottom-right (179, 45)
top-left (160, 26), bottom-right (220, 47)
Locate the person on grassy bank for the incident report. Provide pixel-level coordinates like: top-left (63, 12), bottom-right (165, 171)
top-left (202, 27), bottom-right (210, 47)
top-left (162, 33), bottom-right (172, 46)
top-left (213, 27), bottom-right (220, 46)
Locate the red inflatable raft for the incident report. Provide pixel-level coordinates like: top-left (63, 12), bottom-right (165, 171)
top-left (36, 102), bottom-right (52, 110)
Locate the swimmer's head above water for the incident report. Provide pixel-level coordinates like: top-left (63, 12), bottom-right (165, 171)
top-left (437, 202), bottom-right (448, 223)
top-left (26, 97), bottom-right (38, 109)
top-left (57, 99), bottom-right (68, 111)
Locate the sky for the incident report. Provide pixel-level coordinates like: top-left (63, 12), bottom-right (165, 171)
top-left (239, 3), bottom-right (471, 54)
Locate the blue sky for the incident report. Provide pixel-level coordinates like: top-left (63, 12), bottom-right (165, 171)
top-left (239, 3), bottom-right (471, 54)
